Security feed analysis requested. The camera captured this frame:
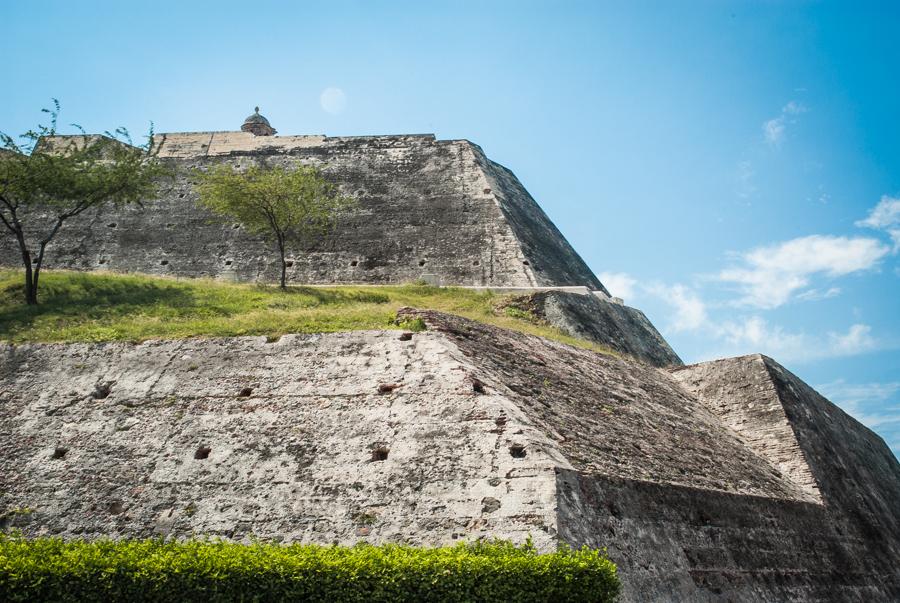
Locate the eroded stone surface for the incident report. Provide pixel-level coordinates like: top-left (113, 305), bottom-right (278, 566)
top-left (2, 313), bottom-right (898, 601)
top-left (0, 328), bottom-right (563, 547)
top-left (504, 290), bottom-right (683, 367)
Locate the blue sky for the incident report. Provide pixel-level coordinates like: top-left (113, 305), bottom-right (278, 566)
top-left (2, 1), bottom-right (898, 457)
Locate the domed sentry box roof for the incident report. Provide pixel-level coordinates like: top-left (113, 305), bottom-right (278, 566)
top-left (241, 106), bottom-right (276, 136)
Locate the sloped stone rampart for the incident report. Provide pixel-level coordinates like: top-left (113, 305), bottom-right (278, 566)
top-left (0, 328), bottom-right (564, 548)
top-left (508, 290), bottom-right (683, 367)
top-left (0, 133), bottom-right (606, 292)
top-left (2, 312), bottom-right (898, 601)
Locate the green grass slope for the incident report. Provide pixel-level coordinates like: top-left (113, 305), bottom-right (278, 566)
top-left (0, 270), bottom-right (615, 355)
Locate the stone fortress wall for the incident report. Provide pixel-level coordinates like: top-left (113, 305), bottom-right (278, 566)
top-left (0, 131), bottom-right (606, 292)
top-left (1, 119), bottom-right (898, 601)
top-left (2, 311), bottom-right (898, 601)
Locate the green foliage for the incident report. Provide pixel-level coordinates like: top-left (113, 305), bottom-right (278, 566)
top-left (193, 163), bottom-right (356, 287)
top-left (504, 305), bottom-right (536, 321)
top-left (0, 100), bottom-right (169, 304)
top-left (0, 536), bottom-right (619, 603)
top-left (0, 270), bottom-right (619, 356)
top-left (0, 270), bottom-right (612, 354)
top-left (396, 317), bottom-right (427, 332)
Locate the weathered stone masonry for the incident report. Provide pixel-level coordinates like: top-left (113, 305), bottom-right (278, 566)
top-left (1, 120), bottom-right (899, 601)
top-left (2, 312), bottom-right (898, 601)
top-left (0, 131), bottom-right (606, 292)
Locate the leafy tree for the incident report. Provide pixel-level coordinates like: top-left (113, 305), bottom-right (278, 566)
top-left (0, 100), bottom-right (168, 305)
top-left (193, 163), bottom-right (356, 289)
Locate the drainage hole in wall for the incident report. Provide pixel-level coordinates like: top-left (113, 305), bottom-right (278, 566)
top-left (160, 260), bottom-right (169, 266)
top-left (350, 260), bottom-right (358, 267)
top-left (522, 260), bottom-right (530, 266)
top-left (471, 378), bottom-right (486, 394)
top-left (224, 260), bottom-right (233, 266)
top-left (509, 444), bottom-right (526, 458)
top-left (194, 446), bottom-right (211, 460)
top-left (418, 259), bottom-right (426, 266)
top-left (106, 222), bottom-right (117, 228)
top-left (178, 193), bottom-right (185, 199)
top-left (285, 260), bottom-right (294, 268)
top-left (238, 387), bottom-right (253, 398)
top-left (98, 258), bottom-right (107, 265)
top-left (92, 382), bottom-right (112, 399)
top-left (473, 260), bottom-right (480, 266)
top-left (52, 446), bottom-right (68, 460)
top-left (377, 383), bottom-right (400, 394)
top-left (371, 447), bottom-right (389, 462)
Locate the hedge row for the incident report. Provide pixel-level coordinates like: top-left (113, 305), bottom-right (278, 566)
top-left (0, 535), bottom-right (619, 602)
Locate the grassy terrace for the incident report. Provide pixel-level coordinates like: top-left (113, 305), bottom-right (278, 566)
top-left (0, 270), bottom-right (613, 354)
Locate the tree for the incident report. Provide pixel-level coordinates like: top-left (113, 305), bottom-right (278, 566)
top-left (193, 163), bottom-right (356, 289)
top-left (0, 100), bottom-right (168, 305)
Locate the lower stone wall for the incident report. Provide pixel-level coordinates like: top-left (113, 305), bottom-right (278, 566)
top-left (670, 355), bottom-right (822, 501)
top-left (0, 330), bottom-right (562, 549)
top-left (556, 471), bottom-right (900, 603)
top-left (3, 313), bottom-right (899, 601)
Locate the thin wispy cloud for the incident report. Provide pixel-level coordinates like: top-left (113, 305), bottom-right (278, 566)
top-left (763, 117), bottom-right (785, 145)
top-left (816, 379), bottom-right (900, 455)
top-left (796, 287), bottom-right (841, 301)
top-left (856, 195), bottom-right (900, 252)
top-left (735, 160), bottom-right (756, 201)
top-left (611, 271), bottom-right (880, 363)
top-left (709, 315), bottom-right (876, 362)
top-left (763, 100), bottom-right (807, 146)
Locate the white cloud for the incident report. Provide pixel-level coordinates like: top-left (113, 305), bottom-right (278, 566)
top-left (645, 283), bottom-right (707, 332)
top-left (320, 87), bottom-right (347, 115)
top-left (817, 379), bottom-right (900, 432)
top-left (599, 271), bottom-right (637, 301)
top-left (639, 276), bottom-right (879, 363)
top-left (828, 323), bottom-right (876, 356)
top-left (856, 196), bottom-right (900, 229)
top-left (782, 101), bottom-right (807, 116)
top-left (718, 235), bottom-right (890, 308)
top-left (795, 287), bottom-right (841, 301)
top-left (710, 318), bottom-right (877, 363)
top-left (856, 196), bottom-right (900, 252)
top-left (716, 316), bottom-right (806, 359)
top-left (763, 117), bottom-right (785, 145)
top-left (762, 101), bottom-right (807, 146)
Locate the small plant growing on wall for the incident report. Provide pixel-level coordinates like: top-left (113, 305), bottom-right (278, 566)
top-left (193, 163), bottom-right (356, 289)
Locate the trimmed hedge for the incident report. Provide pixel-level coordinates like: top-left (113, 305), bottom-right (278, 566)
top-left (0, 535), bottom-right (619, 602)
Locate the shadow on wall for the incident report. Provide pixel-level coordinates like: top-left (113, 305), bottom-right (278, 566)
top-left (280, 286), bottom-right (390, 305)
